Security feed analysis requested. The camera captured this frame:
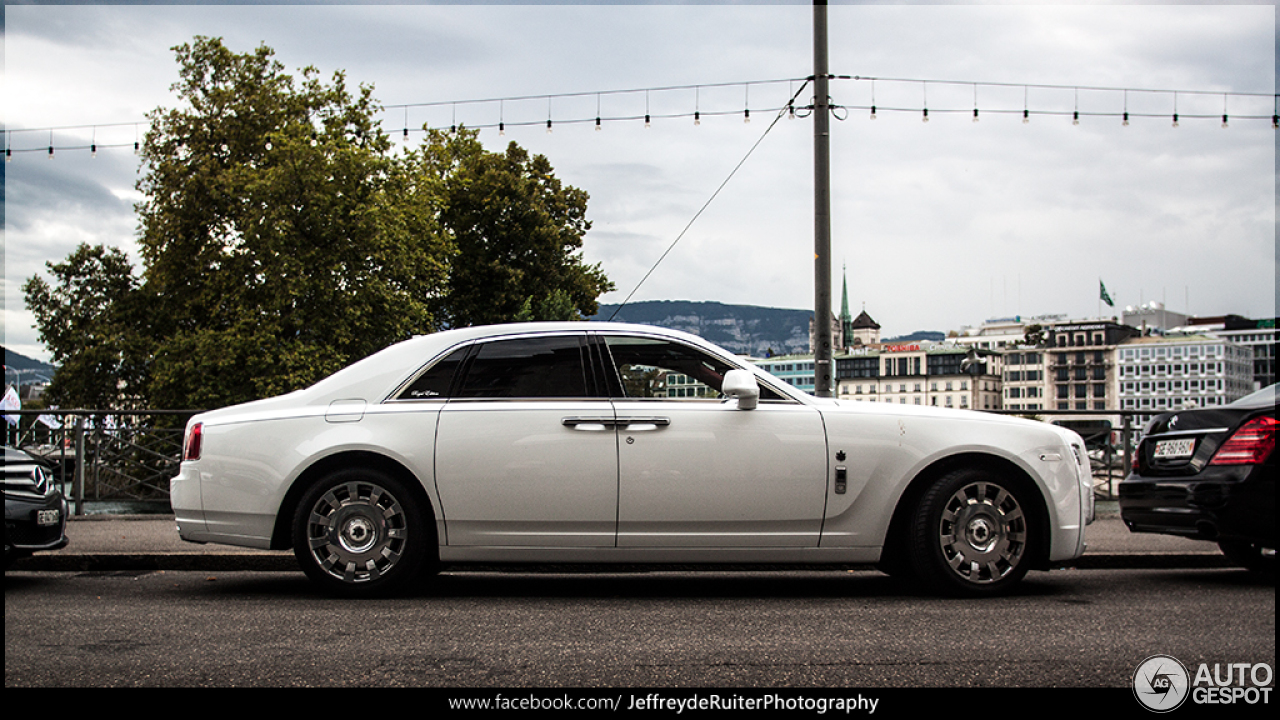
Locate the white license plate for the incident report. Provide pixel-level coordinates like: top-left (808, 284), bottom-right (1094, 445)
top-left (36, 509), bottom-right (60, 526)
top-left (1154, 437), bottom-right (1196, 459)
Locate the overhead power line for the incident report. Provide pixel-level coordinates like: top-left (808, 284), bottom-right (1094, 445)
top-left (5, 74), bottom-right (1276, 160)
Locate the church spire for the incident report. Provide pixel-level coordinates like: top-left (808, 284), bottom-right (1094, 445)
top-left (839, 262), bottom-right (851, 324)
top-left (839, 263), bottom-right (853, 350)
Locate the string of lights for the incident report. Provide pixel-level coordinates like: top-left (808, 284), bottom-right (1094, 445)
top-left (5, 74), bottom-right (1276, 160)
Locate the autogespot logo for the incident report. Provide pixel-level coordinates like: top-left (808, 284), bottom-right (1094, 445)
top-left (1134, 655), bottom-right (1191, 712)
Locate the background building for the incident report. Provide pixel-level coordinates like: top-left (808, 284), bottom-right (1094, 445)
top-left (1117, 334), bottom-right (1254, 427)
top-left (835, 344), bottom-right (1002, 410)
top-left (1183, 315), bottom-right (1277, 390)
top-left (1045, 321), bottom-right (1140, 412)
top-left (753, 355), bottom-right (816, 395)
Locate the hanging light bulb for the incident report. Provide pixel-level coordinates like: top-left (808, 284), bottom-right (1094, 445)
top-left (595, 116), bottom-right (602, 131)
top-left (1221, 114), bottom-right (1229, 129)
top-left (48, 145), bottom-right (54, 160)
top-left (1123, 112), bottom-right (1130, 127)
top-left (499, 122), bottom-right (505, 136)
top-left (644, 113), bottom-right (651, 128)
top-left (922, 107), bottom-right (929, 123)
top-left (870, 105), bottom-right (877, 120)
top-left (403, 127), bottom-right (409, 142)
top-left (972, 108), bottom-right (979, 123)
top-left (1022, 109), bottom-right (1030, 124)
top-left (91, 143), bottom-right (97, 158)
top-left (1072, 110), bottom-right (1080, 126)
top-left (546, 118), bottom-right (552, 134)
top-left (694, 110), bottom-right (700, 126)
top-left (743, 108), bottom-right (750, 124)
top-left (1172, 113), bottom-right (1179, 128)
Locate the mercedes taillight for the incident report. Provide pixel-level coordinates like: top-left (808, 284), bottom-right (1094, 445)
top-left (1209, 416), bottom-right (1277, 466)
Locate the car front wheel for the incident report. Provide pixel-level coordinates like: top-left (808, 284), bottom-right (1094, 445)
top-left (907, 468), bottom-right (1034, 596)
top-left (292, 468), bottom-right (431, 597)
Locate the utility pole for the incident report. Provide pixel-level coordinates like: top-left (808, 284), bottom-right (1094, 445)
top-left (813, 1), bottom-right (834, 397)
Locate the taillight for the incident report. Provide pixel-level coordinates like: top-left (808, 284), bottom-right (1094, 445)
top-left (183, 422), bottom-right (203, 461)
top-left (1210, 416), bottom-right (1276, 466)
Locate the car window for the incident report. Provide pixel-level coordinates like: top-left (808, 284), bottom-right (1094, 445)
top-left (456, 335), bottom-right (592, 399)
top-left (603, 336), bottom-right (785, 402)
top-left (398, 346), bottom-right (469, 400)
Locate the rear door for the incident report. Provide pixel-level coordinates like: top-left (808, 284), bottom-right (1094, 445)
top-left (433, 333), bottom-right (619, 547)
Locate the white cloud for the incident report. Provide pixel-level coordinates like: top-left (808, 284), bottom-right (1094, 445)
top-left (3, 2), bottom-right (1274, 363)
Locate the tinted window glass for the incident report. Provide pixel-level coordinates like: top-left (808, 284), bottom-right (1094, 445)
top-left (457, 336), bottom-right (590, 399)
top-left (399, 346), bottom-right (468, 400)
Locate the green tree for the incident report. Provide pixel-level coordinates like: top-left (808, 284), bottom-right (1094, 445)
top-left (135, 37), bottom-right (449, 408)
top-left (22, 244), bottom-right (148, 408)
top-left (424, 129), bottom-right (613, 326)
top-left (26, 37), bottom-right (612, 411)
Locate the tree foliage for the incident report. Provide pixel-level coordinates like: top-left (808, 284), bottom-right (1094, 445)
top-left (22, 244), bottom-right (148, 408)
top-left (424, 130), bottom-right (614, 326)
top-left (25, 37), bottom-right (612, 410)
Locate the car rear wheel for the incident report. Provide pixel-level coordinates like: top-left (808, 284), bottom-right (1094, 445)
top-left (1217, 540), bottom-right (1276, 573)
top-left (292, 468), bottom-right (431, 597)
top-left (907, 467), bottom-right (1034, 596)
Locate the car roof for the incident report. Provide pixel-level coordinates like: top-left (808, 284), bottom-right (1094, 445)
top-left (1228, 383), bottom-right (1277, 410)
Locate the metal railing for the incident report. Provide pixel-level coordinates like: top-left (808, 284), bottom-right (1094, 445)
top-left (4, 406), bottom-right (1148, 515)
top-left (4, 409), bottom-right (198, 515)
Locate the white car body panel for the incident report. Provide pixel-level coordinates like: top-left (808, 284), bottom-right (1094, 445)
top-left (171, 322), bottom-right (1091, 582)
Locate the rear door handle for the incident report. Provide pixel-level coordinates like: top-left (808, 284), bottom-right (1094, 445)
top-left (562, 417), bottom-right (619, 430)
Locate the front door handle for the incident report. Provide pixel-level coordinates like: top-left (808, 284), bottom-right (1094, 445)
top-left (618, 416), bottom-right (671, 430)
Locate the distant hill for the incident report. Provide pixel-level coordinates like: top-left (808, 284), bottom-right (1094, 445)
top-left (591, 300), bottom-right (813, 357)
top-left (885, 330), bottom-right (946, 344)
top-left (3, 347), bottom-right (57, 384)
top-left (590, 300), bottom-right (943, 357)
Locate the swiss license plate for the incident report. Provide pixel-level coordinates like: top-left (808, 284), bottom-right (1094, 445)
top-left (36, 509), bottom-right (60, 526)
top-left (1154, 437), bottom-right (1196, 460)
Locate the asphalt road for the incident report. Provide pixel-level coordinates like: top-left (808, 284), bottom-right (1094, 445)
top-left (6, 505), bottom-right (1274, 691)
top-left (5, 566), bottom-right (1274, 689)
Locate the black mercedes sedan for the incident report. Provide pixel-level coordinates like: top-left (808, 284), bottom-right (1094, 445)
top-left (4, 446), bottom-right (69, 568)
top-left (1119, 384), bottom-right (1275, 571)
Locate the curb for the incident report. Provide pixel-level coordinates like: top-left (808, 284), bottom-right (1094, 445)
top-left (10, 552), bottom-right (1231, 573)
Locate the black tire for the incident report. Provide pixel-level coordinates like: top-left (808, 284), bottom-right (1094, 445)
top-left (1218, 540), bottom-right (1276, 573)
top-left (907, 467), bottom-right (1035, 597)
top-left (292, 467), bottom-right (432, 597)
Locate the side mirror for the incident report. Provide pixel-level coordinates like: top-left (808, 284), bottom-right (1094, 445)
top-left (722, 369), bottom-right (760, 410)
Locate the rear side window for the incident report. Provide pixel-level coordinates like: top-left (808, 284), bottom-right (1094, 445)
top-left (398, 346), bottom-right (468, 400)
top-left (456, 336), bottom-right (591, 399)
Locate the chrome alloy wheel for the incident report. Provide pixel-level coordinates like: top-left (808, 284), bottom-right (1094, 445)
top-left (937, 481), bottom-right (1027, 585)
top-left (305, 481), bottom-right (408, 584)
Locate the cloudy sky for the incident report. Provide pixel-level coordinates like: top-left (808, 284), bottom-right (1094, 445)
top-left (3, 1), bottom-right (1275, 363)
